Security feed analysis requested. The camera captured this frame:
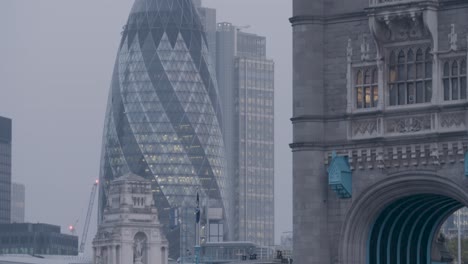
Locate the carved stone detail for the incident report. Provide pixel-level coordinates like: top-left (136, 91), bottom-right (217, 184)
top-left (367, 1), bottom-right (438, 54)
top-left (386, 115), bottom-right (432, 134)
top-left (440, 112), bottom-right (465, 129)
top-left (347, 38), bottom-right (353, 63)
top-left (361, 35), bottom-right (371, 61)
top-left (326, 141), bottom-right (468, 171)
top-left (350, 112), bottom-right (467, 140)
top-left (352, 119), bottom-right (379, 137)
top-left (449, 24), bottom-right (458, 51)
top-left (371, 11), bottom-right (428, 42)
top-left (370, 0), bottom-right (421, 6)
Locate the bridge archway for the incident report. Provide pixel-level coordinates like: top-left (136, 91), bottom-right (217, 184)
top-left (340, 172), bottom-right (468, 264)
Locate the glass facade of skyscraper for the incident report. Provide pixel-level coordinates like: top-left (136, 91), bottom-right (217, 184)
top-left (0, 116), bottom-right (11, 224)
top-left (99, 0), bottom-right (229, 259)
top-left (235, 55), bottom-right (275, 245)
top-left (217, 25), bottom-right (275, 247)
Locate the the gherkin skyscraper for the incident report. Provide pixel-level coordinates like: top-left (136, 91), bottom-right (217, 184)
top-left (99, 0), bottom-right (229, 259)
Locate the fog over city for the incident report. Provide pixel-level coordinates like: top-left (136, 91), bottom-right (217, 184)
top-left (0, 0), bottom-right (292, 252)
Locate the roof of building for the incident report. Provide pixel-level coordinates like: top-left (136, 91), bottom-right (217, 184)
top-left (0, 255), bottom-right (91, 264)
top-left (203, 241), bottom-right (259, 247)
top-left (0, 223), bottom-right (62, 234)
top-left (0, 116), bottom-right (12, 143)
top-left (113, 173), bottom-right (148, 183)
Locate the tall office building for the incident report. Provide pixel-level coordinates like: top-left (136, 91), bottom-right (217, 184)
top-left (100, 0), bottom-right (229, 259)
top-left (11, 182), bottom-right (25, 223)
top-left (216, 23), bottom-right (275, 246)
top-left (0, 116), bottom-right (12, 224)
top-left (197, 6), bottom-right (217, 71)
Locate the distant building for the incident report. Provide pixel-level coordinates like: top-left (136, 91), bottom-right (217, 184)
top-left (0, 116), bottom-right (12, 224)
top-left (197, 5), bottom-right (217, 70)
top-left (201, 241), bottom-right (273, 264)
top-left (11, 182), bottom-right (25, 223)
top-left (216, 22), bottom-right (275, 246)
top-left (0, 255), bottom-right (91, 264)
top-left (441, 207), bottom-right (468, 239)
top-left (0, 223), bottom-right (78, 255)
top-left (280, 232), bottom-right (292, 250)
top-left (191, 0), bottom-right (201, 7)
top-left (276, 232), bottom-right (292, 259)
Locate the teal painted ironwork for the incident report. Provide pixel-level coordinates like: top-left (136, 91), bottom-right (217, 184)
top-left (405, 199), bottom-right (452, 264)
top-left (378, 196), bottom-right (445, 264)
top-left (368, 194), bottom-right (462, 264)
top-left (327, 151), bottom-right (352, 199)
top-left (376, 196), bottom-right (422, 264)
top-left (465, 151), bottom-right (468, 176)
top-left (388, 197), bottom-right (445, 264)
top-left (368, 195), bottom-right (426, 264)
top-left (414, 201), bottom-right (458, 264)
top-left (395, 197), bottom-right (450, 264)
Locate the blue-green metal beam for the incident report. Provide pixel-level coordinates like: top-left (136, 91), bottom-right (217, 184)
top-left (367, 194), bottom-right (463, 264)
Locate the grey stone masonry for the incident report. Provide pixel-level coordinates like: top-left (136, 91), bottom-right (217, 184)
top-left (290, 0), bottom-right (468, 264)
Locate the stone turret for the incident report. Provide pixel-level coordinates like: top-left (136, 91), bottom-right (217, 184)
top-left (93, 173), bottom-right (168, 264)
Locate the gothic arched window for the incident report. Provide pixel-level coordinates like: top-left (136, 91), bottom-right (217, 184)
top-left (355, 68), bottom-right (378, 109)
top-left (388, 47), bottom-right (432, 106)
top-left (443, 59), bottom-right (467, 101)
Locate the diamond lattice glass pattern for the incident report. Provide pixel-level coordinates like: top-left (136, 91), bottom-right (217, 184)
top-left (99, 0), bottom-right (229, 258)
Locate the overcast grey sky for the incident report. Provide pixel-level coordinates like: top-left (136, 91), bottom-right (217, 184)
top-left (0, 0), bottom-right (292, 251)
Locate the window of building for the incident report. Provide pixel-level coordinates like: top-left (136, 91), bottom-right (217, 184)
top-left (388, 47), bottom-right (432, 106)
top-left (443, 59), bottom-right (467, 101)
top-left (355, 68), bottom-right (378, 109)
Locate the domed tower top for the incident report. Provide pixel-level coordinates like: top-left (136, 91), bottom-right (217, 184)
top-left (127, 0), bottom-right (204, 32)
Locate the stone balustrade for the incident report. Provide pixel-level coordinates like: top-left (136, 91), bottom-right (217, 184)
top-left (369, 0), bottom-right (429, 6)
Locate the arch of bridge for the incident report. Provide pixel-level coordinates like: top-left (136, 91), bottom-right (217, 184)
top-left (339, 172), bottom-right (468, 264)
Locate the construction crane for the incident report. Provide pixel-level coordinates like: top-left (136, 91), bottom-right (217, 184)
top-left (70, 180), bottom-right (99, 255)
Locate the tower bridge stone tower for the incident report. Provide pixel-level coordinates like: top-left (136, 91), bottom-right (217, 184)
top-left (290, 0), bottom-right (468, 263)
top-left (93, 173), bottom-right (168, 264)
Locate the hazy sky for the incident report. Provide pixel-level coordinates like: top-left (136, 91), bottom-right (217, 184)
top-left (0, 0), bottom-right (292, 252)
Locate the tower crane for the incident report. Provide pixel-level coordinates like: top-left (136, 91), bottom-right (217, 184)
top-left (80, 180), bottom-right (99, 254)
top-left (70, 180), bottom-right (99, 255)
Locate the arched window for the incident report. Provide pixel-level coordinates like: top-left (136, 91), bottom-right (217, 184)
top-left (355, 68), bottom-right (378, 109)
top-left (388, 47), bottom-right (432, 106)
top-left (443, 58), bottom-right (467, 101)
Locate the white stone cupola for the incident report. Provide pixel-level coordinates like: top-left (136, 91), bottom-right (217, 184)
top-left (93, 173), bottom-right (168, 264)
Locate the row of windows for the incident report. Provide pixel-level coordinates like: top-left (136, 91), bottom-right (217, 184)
top-left (443, 60), bottom-right (467, 101)
top-left (354, 46), bottom-right (467, 109)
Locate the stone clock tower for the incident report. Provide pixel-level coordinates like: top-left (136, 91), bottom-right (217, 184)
top-left (93, 173), bottom-right (168, 264)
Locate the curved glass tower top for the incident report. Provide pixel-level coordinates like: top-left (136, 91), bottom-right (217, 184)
top-left (99, 0), bottom-right (229, 257)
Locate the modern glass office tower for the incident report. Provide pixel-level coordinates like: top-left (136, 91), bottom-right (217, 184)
top-left (99, 0), bottom-right (229, 259)
top-left (0, 116), bottom-right (12, 224)
top-left (216, 23), bottom-right (275, 246)
top-left (197, 6), bottom-right (216, 70)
